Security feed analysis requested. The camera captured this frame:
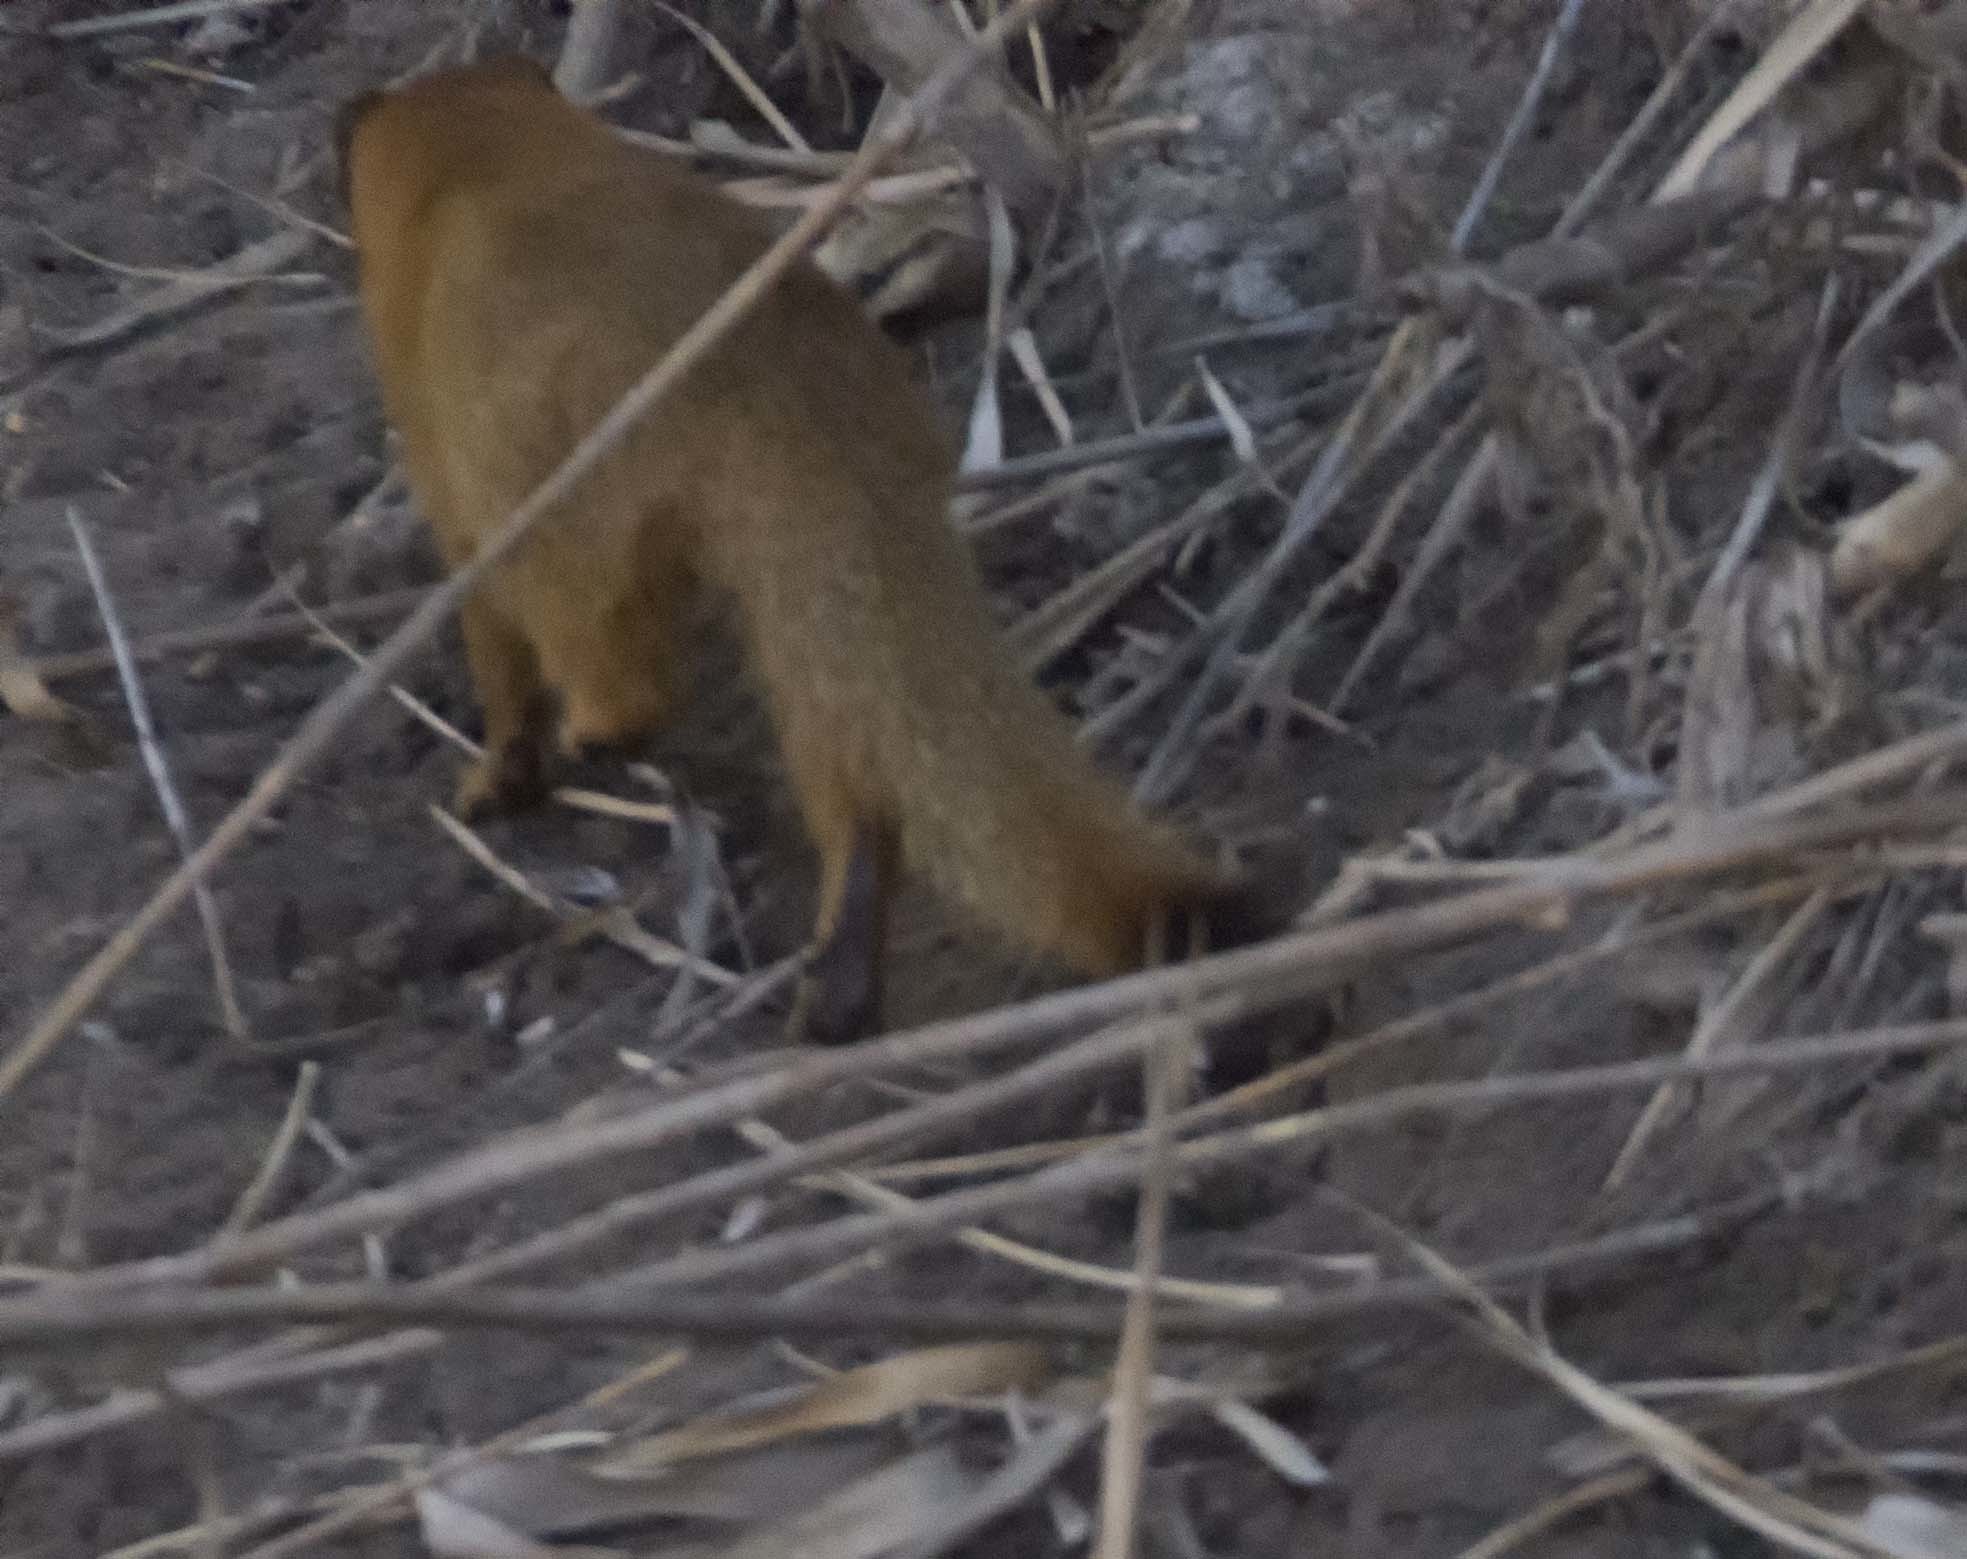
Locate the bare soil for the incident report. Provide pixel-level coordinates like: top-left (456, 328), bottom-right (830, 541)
top-left (3, 2), bottom-right (1966, 1556)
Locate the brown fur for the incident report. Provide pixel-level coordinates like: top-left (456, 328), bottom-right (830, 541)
top-left (340, 59), bottom-right (1270, 1039)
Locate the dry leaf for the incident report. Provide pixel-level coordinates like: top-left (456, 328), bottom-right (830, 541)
top-left (414, 1488), bottom-right (568, 1559)
top-left (1679, 553), bottom-right (1844, 813)
top-left (709, 1445), bottom-right (988, 1559)
top-left (0, 593), bottom-right (106, 762)
top-left (811, 194), bottom-right (987, 320)
top-left (601, 1342), bottom-right (1049, 1473)
top-left (439, 1438), bottom-right (901, 1538)
top-left (1207, 1398), bottom-right (1331, 1488)
top-left (1830, 462), bottom-right (1967, 596)
top-left (889, 1411), bottom-right (1097, 1559)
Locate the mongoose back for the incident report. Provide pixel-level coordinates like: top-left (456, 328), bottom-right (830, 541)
top-left (339, 58), bottom-right (1272, 1040)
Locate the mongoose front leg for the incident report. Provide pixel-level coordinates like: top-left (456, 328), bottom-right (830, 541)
top-left (454, 600), bottom-right (548, 818)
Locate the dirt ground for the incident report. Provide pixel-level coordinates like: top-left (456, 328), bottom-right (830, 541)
top-left (3, 1), bottom-right (1967, 1555)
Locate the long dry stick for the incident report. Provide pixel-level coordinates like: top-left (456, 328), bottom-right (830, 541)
top-left (0, 1089), bottom-right (1926, 1356)
top-left (0, 0), bottom-right (1062, 1107)
top-left (0, 1331), bottom-right (436, 1464)
top-left (28, 587), bottom-right (426, 685)
top-left (0, 1194), bottom-right (1752, 1469)
top-left (591, 1018), bottom-right (1967, 1299)
top-left (882, 874), bottom-right (1852, 1189)
top-left (448, 1009), bottom-right (1207, 1295)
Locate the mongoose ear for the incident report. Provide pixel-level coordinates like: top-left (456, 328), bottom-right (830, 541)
top-left (332, 89), bottom-right (383, 214)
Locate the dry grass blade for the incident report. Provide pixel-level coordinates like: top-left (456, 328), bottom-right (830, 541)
top-left (1228, 396), bottom-right (1486, 724)
top-left (67, 504), bottom-right (252, 1050)
top-left (1010, 509), bottom-right (1202, 674)
top-left (62, 1002), bottom-right (1192, 1296)
top-left (1450, 0), bottom-right (1587, 254)
top-left (1006, 325), bottom-right (1075, 447)
top-left (1455, 1468), bottom-right (1653, 1559)
top-left (220, 1060), bottom-right (319, 1237)
top-left (1083, 156), bottom-right (1145, 432)
top-left (959, 188), bottom-right (1015, 475)
top-left (1169, 877), bottom-right (1843, 1135)
top-left (0, 0), bottom-right (1062, 1108)
top-left (1328, 431), bottom-right (1498, 715)
top-left (1206, 1397), bottom-right (1329, 1487)
top-left (410, 1489), bottom-right (557, 1558)
top-left (0, 1330), bottom-right (434, 1465)
top-left (1603, 887), bottom-right (1832, 1191)
top-left (734, 1111), bottom-right (1278, 1306)
top-left (1705, 275), bottom-right (1840, 600)
top-left (1620, 1333), bottom-right (1967, 1405)
top-left (1836, 197), bottom-right (1967, 375)
top-left (1556, 0), bottom-right (1746, 234)
top-left (0, 1105), bottom-right (1929, 1358)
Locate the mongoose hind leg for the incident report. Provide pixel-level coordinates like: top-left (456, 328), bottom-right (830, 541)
top-left (537, 577), bottom-right (688, 761)
top-left (791, 817), bottom-right (897, 1045)
top-left (454, 599), bottom-right (550, 818)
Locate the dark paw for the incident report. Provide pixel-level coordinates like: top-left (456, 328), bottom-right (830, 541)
top-left (1202, 997), bottom-right (1336, 1101)
top-left (452, 744), bottom-right (545, 820)
top-left (788, 958), bottom-right (878, 1046)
